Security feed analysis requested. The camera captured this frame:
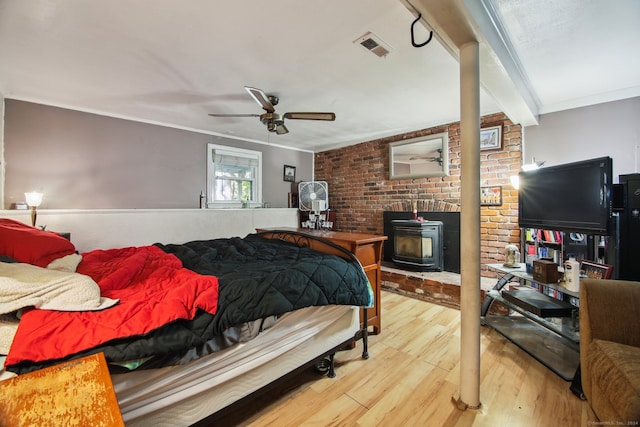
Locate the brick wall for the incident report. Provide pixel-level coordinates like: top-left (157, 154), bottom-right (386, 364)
top-left (314, 112), bottom-right (522, 276)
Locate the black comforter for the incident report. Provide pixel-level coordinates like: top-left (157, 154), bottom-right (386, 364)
top-left (156, 234), bottom-right (371, 336)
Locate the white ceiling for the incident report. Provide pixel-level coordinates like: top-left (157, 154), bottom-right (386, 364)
top-left (0, 0), bottom-right (639, 152)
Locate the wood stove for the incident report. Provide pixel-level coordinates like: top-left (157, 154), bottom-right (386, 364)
top-left (384, 211), bottom-right (460, 273)
top-left (391, 220), bottom-right (443, 271)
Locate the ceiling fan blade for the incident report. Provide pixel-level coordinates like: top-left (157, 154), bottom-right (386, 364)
top-left (208, 113), bottom-right (260, 117)
top-left (283, 112), bottom-right (336, 121)
top-left (245, 86), bottom-right (275, 113)
top-left (275, 123), bottom-right (289, 135)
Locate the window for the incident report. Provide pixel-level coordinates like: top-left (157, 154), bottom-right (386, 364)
top-left (207, 144), bottom-right (262, 208)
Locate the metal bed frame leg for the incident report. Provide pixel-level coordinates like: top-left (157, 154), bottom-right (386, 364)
top-left (362, 307), bottom-right (369, 359)
top-left (314, 306), bottom-right (371, 378)
top-left (327, 353), bottom-right (336, 378)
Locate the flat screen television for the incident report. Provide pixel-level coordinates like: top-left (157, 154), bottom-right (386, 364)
top-left (518, 156), bottom-right (613, 234)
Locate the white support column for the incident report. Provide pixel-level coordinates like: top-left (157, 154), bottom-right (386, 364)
top-left (458, 40), bottom-right (481, 409)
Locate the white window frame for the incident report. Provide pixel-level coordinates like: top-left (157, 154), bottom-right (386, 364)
top-left (206, 143), bottom-right (262, 208)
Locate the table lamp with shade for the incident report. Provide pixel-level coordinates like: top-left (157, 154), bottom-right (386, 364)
top-left (24, 192), bottom-right (43, 227)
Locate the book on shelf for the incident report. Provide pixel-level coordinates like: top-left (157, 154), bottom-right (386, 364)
top-left (554, 230), bottom-right (563, 243)
top-left (527, 228), bottom-right (563, 244)
top-left (525, 229), bottom-right (533, 242)
top-left (536, 246), bottom-right (561, 263)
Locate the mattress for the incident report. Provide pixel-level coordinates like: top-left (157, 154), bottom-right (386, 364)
top-left (112, 304), bottom-right (360, 426)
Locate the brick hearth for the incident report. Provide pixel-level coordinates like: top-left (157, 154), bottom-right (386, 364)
top-left (381, 262), bottom-right (496, 310)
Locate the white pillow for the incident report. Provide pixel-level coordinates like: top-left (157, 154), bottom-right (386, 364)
top-left (47, 253), bottom-right (83, 272)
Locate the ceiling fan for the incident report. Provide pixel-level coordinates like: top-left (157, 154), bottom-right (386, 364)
top-left (208, 86), bottom-right (335, 135)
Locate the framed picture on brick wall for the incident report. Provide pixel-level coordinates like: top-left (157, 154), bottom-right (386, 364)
top-left (480, 185), bottom-right (502, 206)
top-left (480, 125), bottom-right (502, 150)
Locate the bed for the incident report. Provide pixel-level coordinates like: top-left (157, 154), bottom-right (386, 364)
top-left (0, 218), bottom-right (372, 425)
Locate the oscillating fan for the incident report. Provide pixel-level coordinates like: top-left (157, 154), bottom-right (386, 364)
top-left (298, 181), bottom-right (329, 211)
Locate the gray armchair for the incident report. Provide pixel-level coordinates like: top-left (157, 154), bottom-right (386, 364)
top-left (580, 278), bottom-right (640, 423)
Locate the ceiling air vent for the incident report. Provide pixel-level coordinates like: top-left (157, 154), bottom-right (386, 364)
top-left (354, 31), bottom-right (392, 58)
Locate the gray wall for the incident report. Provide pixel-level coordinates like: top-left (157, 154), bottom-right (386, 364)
top-left (524, 97), bottom-right (640, 181)
top-left (3, 100), bottom-right (313, 209)
top-left (7, 97), bottom-right (638, 210)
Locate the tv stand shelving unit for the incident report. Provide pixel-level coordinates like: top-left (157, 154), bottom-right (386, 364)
top-left (522, 228), bottom-right (609, 266)
top-left (481, 263), bottom-right (579, 381)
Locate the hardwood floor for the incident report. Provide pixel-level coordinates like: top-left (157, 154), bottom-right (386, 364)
top-left (211, 291), bottom-right (595, 426)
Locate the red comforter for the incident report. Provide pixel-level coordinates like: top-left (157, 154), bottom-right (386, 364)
top-left (6, 246), bottom-right (219, 367)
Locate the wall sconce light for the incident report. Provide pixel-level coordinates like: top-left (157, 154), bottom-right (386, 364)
top-left (24, 192), bottom-right (44, 227)
top-left (510, 159), bottom-right (545, 190)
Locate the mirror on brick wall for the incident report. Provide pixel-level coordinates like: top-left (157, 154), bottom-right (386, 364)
top-left (389, 132), bottom-right (449, 179)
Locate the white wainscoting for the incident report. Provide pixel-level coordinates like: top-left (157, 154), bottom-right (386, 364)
top-left (1, 208), bottom-right (299, 252)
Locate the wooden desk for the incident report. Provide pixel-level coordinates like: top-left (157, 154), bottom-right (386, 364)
top-left (256, 228), bottom-right (387, 334)
top-left (0, 353), bottom-right (124, 426)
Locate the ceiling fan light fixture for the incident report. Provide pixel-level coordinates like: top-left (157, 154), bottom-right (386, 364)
top-left (209, 87), bottom-right (335, 135)
top-left (260, 112), bottom-right (282, 124)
